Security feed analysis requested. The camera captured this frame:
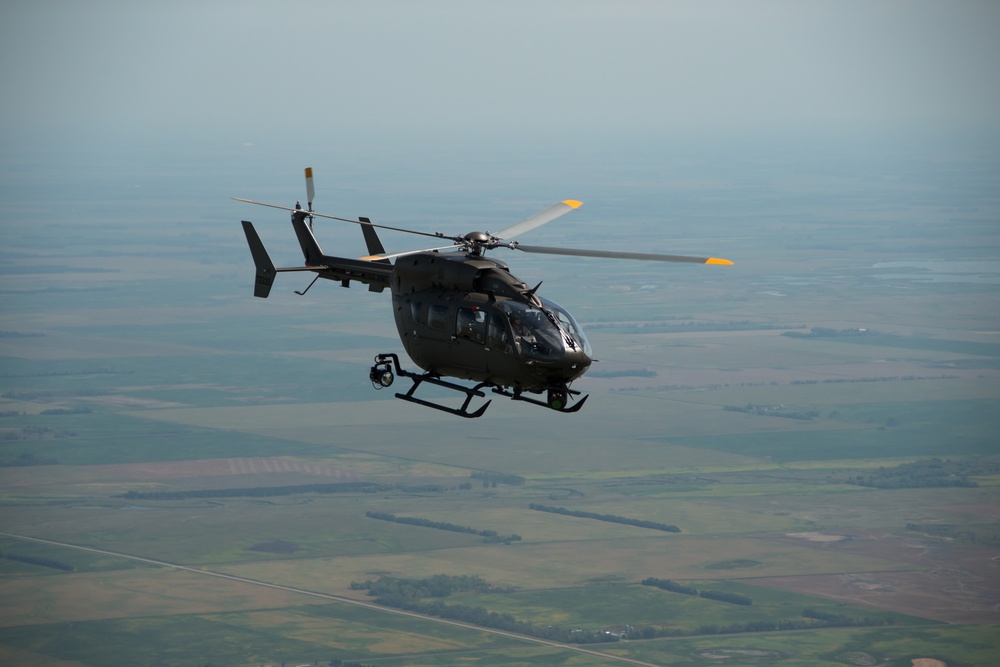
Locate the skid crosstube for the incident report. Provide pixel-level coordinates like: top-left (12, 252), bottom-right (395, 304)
top-left (373, 353), bottom-right (491, 419)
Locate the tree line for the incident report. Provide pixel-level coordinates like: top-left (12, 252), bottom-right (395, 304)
top-left (529, 504), bottom-right (680, 533)
top-left (365, 511), bottom-right (521, 543)
top-left (906, 522), bottom-right (1000, 548)
top-left (845, 458), bottom-right (996, 489)
top-left (470, 471), bottom-right (525, 486)
top-left (115, 481), bottom-right (449, 501)
top-left (641, 577), bottom-right (752, 605)
top-left (0, 452), bottom-right (59, 467)
top-left (723, 404), bottom-right (819, 420)
top-left (350, 573), bottom-right (510, 599)
top-left (353, 574), bottom-right (891, 644)
top-left (351, 574), bottom-right (616, 645)
top-left (0, 551), bottom-right (74, 572)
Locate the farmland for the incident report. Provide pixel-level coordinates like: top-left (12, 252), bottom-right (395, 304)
top-left (1, 138), bottom-right (998, 665)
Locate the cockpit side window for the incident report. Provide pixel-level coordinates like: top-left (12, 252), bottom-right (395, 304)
top-left (498, 301), bottom-right (562, 358)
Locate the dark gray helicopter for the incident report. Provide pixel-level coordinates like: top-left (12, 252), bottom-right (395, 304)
top-left (237, 168), bottom-right (731, 418)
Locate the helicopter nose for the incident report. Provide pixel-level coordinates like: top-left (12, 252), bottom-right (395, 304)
top-left (560, 347), bottom-right (592, 380)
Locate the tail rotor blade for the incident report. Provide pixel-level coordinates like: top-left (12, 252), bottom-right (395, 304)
top-left (304, 167), bottom-right (315, 210)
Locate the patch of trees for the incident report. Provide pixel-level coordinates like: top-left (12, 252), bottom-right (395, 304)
top-left (2, 426), bottom-right (76, 441)
top-left (470, 471), bottom-right (525, 486)
top-left (365, 511), bottom-right (521, 543)
top-left (0, 551), bottom-right (74, 572)
top-left (783, 327), bottom-right (879, 338)
top-left (626, 612), bottom-right (890, 640)
top-left (845, 458), bottom-right (996, 489)
top-left (723, 404), bottom-right (819, 420)
top-left (680, 614), bottom-right (889, 636)
top-left (352, 574), bottom-right (616, 644)
top-left (117, 482), bottom-right (397, 500)
top-left (0, 452), bottom-right (58, 467)
top-left (351, 573), bottom-right (511, 599)
top-left (641, 577), bottom-right (698, 596)
top-left (641, 578), bottom-right (751, 605)
top-left (906, 523), bottom-right (1000, 548)
top-left (529, 504), bottom-right (680, 533)
top-left (39, 407), bottom-right (92, 415)
top-left (354, 575), bottom-right (890, 643)
top-left (328, 660), bottom-right (373, 667)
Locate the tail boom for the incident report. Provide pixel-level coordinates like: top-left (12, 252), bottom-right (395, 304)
top-left (241, 219), bottom-right (392, 298)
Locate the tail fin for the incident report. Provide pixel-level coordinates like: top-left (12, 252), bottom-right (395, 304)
top-left (359, 216), bottom-right (391, 264)
top-left (359, 217), bottom-right (390, 293)
top-left (241, 221), bottom-right (276, 298)
top-left (290, 210), bottom-right (325, 266)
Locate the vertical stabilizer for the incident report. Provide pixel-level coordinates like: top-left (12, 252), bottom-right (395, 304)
top-left (290, 210), bottom-right (325, 266)
top-left (359, 216), bottom-right (391, 263)
top-left (241, 221), bottom-right (276, 298)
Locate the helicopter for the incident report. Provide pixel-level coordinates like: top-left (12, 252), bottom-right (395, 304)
top-left (236, 168), bottom-right (731, 418)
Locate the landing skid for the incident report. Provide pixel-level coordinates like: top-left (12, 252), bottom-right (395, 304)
top-left (370, 354), bottom-right (491, 418)
top-left (369, 353), bottom-right (588, 418)
top-left (493, 386), bottom-right (589, 413)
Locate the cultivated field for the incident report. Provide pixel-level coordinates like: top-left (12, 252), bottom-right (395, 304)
top-left (1, 142), bottom-right (998, 665)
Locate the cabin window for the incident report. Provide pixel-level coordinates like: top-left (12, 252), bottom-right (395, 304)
top-left (428, 304), bottom-right (449, 331)
top-left (488, 313), bottom-right (512, 353)
top-left (456, 307), bottom-right (487, 343)
top-left (409, 301), bottom-right (425, 325)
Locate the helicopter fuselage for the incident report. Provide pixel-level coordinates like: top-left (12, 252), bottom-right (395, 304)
top-left (390, 252), bottom-right (592, 393)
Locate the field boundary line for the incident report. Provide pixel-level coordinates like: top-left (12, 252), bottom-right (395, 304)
top-left (0, 531), bottom-right (663, 667)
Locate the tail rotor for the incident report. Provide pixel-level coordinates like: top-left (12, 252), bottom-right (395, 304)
top-left (304, 167), bottom-right (316, 229)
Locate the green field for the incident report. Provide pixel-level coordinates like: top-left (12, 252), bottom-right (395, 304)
top-left (2, 142), bottom-right (999, 665)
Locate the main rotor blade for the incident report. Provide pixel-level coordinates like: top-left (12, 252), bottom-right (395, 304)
top-left (509, 243), bottom-right (733, 265)
top-left (233, 198), bottom-right (451, 241)
top-left (360, 244), bottom-right (463, 261)
top-left (493, 200), bottom-right (582, 240)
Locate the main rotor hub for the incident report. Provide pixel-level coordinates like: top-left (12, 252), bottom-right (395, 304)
top-left (463, 231), bottom-right (492, 244)
top-left (463, 230), bottom-right (497, 255)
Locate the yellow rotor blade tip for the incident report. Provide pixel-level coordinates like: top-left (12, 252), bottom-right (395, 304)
top-left (563, 199), bottom-right (583, 209)
top-left (705, 257), bottom-right (733, 265)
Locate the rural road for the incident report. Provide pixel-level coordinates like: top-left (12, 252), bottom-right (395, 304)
top-left (1, 531), bottom-right (665, 666)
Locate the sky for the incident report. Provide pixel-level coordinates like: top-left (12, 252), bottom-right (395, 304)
top-left (2, 0), bottom-right (999, 155)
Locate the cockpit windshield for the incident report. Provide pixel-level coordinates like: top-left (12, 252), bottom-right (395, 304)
top-left (497, 299), bottom-right (592, 359)
top-left (541, 297), bottom-right (593, 357)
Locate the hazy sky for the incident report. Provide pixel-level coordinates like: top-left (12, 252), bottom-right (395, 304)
top-left (2, 0), bottom-right (999, 152)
